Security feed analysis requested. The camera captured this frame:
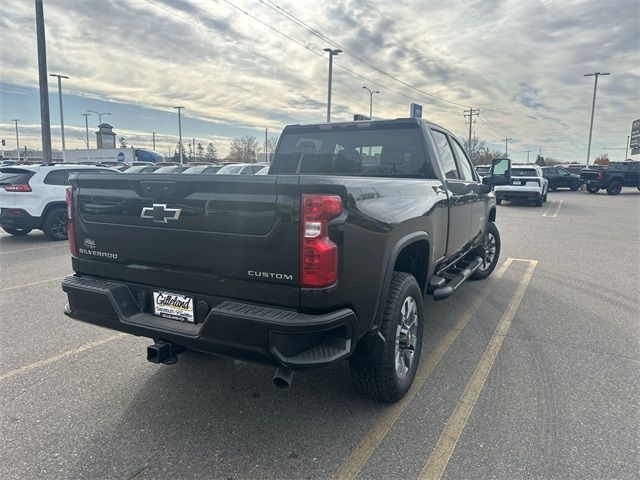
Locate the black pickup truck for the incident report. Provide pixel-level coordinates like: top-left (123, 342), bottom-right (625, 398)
top-left (580, 161), bottom-right (640, 194)
top-left (62, 118), bottom-right (510, 402)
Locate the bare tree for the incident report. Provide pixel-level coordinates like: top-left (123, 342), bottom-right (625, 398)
top-left (267, 136), bottom-right (279, 155)
top-left (461, 135), bottom-right (486, 164)
top-left (196, 142), bottom-right (204, 161)
top-left (119, 136), bottom-right (128, 148)
top-left (228, 136), bottom-right (259, 163)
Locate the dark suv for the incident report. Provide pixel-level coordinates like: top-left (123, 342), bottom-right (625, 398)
top-left (541, 166), bottom-right (582, 191)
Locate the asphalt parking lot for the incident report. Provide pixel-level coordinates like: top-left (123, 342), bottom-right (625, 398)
top-left (1, 189), bottom-right (638, 480)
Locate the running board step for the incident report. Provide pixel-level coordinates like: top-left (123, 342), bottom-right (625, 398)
top-left (432, 256), bottom-right (483, 301)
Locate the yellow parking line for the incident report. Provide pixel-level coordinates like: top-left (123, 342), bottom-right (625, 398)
top-left (419, 260), bottom-right (538, 480)
top-left (0, 333), bottom-right (126, 382)
top-left (332, 258), bottom-right (514, 480)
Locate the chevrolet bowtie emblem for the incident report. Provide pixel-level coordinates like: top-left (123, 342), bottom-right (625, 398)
top-left (140, 204), bottom-right (182, 223)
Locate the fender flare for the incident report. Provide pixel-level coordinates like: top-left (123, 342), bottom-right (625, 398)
top-left (373, 231), bottom-right (431, 330)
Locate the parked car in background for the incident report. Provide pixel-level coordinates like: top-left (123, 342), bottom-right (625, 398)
top-left (580, 161), bottom-right (640, 194)
top-left (153, 165), bottom-right (189, 174)
top-left (216, 163), bottom-right (270, 175)
top-left (493, 164), bottom-right (548, 206)
top-left (183, 165), bottom-right (223, 174)
top-left (541, 166), bottom-right (582, 191)
top-left (0, 164), bottom-right (114, 239)
top-left (123, 165), bottom-right (160, 174)
top-left (255, 166), bottom-right (270, 175)
top-left (475, 165), bottom-right (491, 179)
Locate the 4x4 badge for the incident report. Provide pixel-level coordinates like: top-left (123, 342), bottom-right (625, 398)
top-left (140, 204), bottom-right (181, 223)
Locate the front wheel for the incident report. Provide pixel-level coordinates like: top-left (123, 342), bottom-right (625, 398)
top-left (496, 199), bottom-right (503, 205)
top-left (2, 227), bottom-right (32, 236)
top-left (471, 222), bottom-right (501, 280)
top-left (570, 182), bottom-right (581, 191)
top-left (350, 272), bottom-right (423, 403)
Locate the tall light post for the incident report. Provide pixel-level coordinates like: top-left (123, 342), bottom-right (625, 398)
top-left (624, 135), bottom-right (630, 160)
top-left (87, 110), bottom-right (111, 126)
top-left (265, 128), bottom-right (268, 163)
top-left (173, 106), bottom-right (184, 164)
top-left (49, 74), bottom-right (69, 151)
top-left (81, 113), bottom-right (91, 160)
top-left (362, 86), bottom-right (380, 120)
top-left (584, 72), bottom-right (610, 166)
top-left (12, 119), bottom-right (21, 161)
top-left (35, 0), bottom-right (52, 163)
top-left (323, 48), bottom-right (342, 123)
top-left (152, 131), bottom-right (156, 151)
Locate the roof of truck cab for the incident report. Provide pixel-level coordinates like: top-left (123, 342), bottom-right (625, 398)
top-left (283, 117), bottom-right (454, 135)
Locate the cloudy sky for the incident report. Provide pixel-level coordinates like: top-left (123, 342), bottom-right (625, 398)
top-left (0, 0), bottom-right (638, 161)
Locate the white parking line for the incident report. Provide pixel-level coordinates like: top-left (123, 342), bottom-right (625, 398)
top-left (0, 333), bottom-right (126, 382)
top-left (0, 276), bottom-right (66, 293)
top-left (0, 243), bottom-right (68, 255)
top-left (542, 199), bottom-right (563, 217)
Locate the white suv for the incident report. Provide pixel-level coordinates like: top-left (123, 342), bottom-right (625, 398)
top-left (0, 164), bottom-right (115, 240)
top-left (493, 164), bottom-right (549, 207)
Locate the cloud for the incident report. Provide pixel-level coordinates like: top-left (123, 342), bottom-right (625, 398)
top-left (0, 0), bottom-right (638, 162)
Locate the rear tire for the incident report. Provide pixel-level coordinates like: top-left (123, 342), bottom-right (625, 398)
top-left (42, 207), bottom-right (68, 241)
top-left (496, 199), bottom-right (502, 205)
top-left (606, 181), bottom-right (622, 195)
top-left (350, 272), bottom-right (423, 403)
top-left (570, 182), bottom-right (580, 191)
top-left (2, 227), bottom-right (32, 236)
top-left (586, 185), bottom-right (600, 194)
top-left (471, 222), bottom-right (501, 280)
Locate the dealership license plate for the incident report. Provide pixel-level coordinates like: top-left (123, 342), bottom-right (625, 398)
top-left (153, 291), bottom-right (194, 323)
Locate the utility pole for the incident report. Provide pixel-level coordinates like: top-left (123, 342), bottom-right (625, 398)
top-left (152, 131), bottom-right (156, 151)
top-left (35, 0), bottom-right (52, 162)
top-left (525, 149), bottom-right (532, 163)
top-left (265, 128), bottom-right (268, 163)
top-left (584, 72), bottom-right (610, 166)
top-left (12, 119), bottom-right (21, 161)
top-left (173, 106), bottom-right (184, 164)
top-left (192, 137), bottom-right (195, 161)
top-left (81, 113), bottom-right (91, 160)
top-left (49, 74), bottom-right (69, 151)
top-left (323, 48), bottom-right (342, 123)
top-left (463, 108), bottom-right (480, 157)
top-left (503, 137), bottom-right (513, 157)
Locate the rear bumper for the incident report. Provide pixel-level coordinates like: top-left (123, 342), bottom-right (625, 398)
top-left (494, 189), bottom-right (541, 201)
top-left (62, 275), bottom-right (357, 369)
top-left (0, 209), bottom-right (40, 230)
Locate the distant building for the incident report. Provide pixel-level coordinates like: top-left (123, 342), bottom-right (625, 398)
top-left (96, 123), bottom-right (116, 149)
top-left (2, 148), bottom-right (63, 162)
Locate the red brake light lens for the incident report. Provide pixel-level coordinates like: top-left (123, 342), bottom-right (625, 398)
top-left (301, 194), bottom-right (342, 288)
top-left (66, 187), bottom-right (78, 256)
top-left (3, 184), bottom-right (32, 192)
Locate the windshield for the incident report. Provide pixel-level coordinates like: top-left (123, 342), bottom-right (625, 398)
top-left (511, 168), bottom-right (537, 177)
top-left (154, 166), bottom-right (186, 174)
top-left (271, 123), bottom-right (436, 178)
top-left (0, 168), bottom-right (36, 185)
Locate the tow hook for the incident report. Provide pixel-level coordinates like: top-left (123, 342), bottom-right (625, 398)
top-left (147, 341), bottom-right (184, 365)
top-left (272, 367), bottom-right (294, 389)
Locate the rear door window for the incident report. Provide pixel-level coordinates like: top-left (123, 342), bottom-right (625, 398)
top-left (44, 170), bottom-right (69, 185)
top-left (431, 131), bottom-right (459, 180)
top-left (450, 138), bottom-right (476, 182)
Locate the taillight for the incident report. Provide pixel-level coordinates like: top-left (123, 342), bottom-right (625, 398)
top-left (301, 194), bottom-right (342, 288)
top-left (66, 187), bottom-right (78, 256)
top-left (597, 171), bottom-right (603, 179)
top-left (3, 184), bottom-right (31, 192)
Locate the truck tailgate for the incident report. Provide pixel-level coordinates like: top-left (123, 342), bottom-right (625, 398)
top-left (69, 173), bottom-right (300, 308)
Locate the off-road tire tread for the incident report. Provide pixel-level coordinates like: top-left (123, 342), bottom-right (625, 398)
top-left (350, 272), bottom-right (422, 403)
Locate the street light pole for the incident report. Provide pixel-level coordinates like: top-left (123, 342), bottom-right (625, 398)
top-left (624, 135), bottom-right (630, 160)
top-left (173, 106), bottom-right (185, 164)
top-left (362, 86), bottom-right (380, 119)
top-left (584, 72), bottom-right (610, 167)
top-left (49, 74), bottom-right (69, 151)
top-left (81, 113), bottom-right (91, 160)
top-left (87, 110), bottom-right (111, 126)
top-left (265, 128), bottom-right (268, 163)
top-left (35, 0), bottom-right (52, 163)
top-left (323, 48), bottom-right (342, 123)
top-left (152, 131), bottom-right (156, 151)
top-left (12, 119), bottom-right (21, 161)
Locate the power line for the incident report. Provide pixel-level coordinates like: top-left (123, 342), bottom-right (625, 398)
top-left (255, 0), bottom-right (472, 109)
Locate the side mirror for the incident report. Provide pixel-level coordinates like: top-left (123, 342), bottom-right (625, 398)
top-left (486, 158), bottom-right (511, 186)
